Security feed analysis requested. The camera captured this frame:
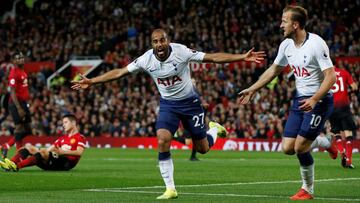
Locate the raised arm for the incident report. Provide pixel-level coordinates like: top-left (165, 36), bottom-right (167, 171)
top-left (202, 48), bottom-right (265, 64)
top-left (71, 67), bottom-right (130, 90)
top-left (238, 63), bottom-right (283, 104)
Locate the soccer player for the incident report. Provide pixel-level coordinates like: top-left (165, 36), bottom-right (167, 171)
top-left (239, 5), bottom-right (336, 200)
top-left (72, 28), bottom-right (265, 199)
top-left (328, 64), bottom-right (358, 168)
top-left (0, 114), bottom-right (86, 171)
top-left (0, 51), bottom-right (32, 158)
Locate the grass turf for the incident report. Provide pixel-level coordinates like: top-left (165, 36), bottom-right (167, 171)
top-left (0, 148), bottom-right (359, 202)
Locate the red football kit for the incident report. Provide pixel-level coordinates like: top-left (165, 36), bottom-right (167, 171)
top-left (53, 133), bottom-right (86, 165)
top-left (331, 67), bottom-right (355, 108)
top-left (8, 66), bottom-right (30, 102)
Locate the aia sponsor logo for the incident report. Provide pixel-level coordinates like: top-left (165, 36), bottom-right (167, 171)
top-left (157, 75), bottom-right (182, 86)
top-left (291, 65), bottom-right (310, 77)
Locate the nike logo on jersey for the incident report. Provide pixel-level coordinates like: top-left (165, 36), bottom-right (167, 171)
top-left (193, 99), bottom-right (198, 103)
top-left (287, 55), bottom-right (292, 57)
top-left (149, 69), bottom-right (157, 72)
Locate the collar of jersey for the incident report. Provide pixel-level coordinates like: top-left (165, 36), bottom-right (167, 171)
top-left (154, 45), bottom-right (173, 62)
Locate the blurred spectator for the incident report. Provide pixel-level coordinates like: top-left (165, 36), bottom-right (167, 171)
top-left (0, 0), bottom-right (358, 138)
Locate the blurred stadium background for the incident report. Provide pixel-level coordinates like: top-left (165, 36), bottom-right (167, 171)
top-left (0, 0), bottom-right (359, 202)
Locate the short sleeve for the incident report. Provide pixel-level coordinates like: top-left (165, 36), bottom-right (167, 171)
top-left (77, 135), bottom-right (86, 148)
top-left (8, 68), bottom-right (16, 87)
top-left (273, 40), bottom-right (289, 67)
top-left (314, 38), bottom-right (333, 71)
top-left (177, 44), bottom-right (205, 63)
top-left (127, 52), bottom-right (149, 73)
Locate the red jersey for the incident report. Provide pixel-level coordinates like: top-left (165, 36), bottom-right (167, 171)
top-left (8, 66), bottom-right (30, 102)
top-left (54, 133), bottom-right (86, 164)
top-left (331, 67), bottom-right (355, 107)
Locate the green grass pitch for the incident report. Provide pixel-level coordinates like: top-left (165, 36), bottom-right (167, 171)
top-left (0, 148), bottom-right (359, 202)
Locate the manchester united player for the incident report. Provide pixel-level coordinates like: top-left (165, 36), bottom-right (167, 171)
top-left (329, 63), bottom-right (358, 169)
top-left (0, 114), bottom-right (86, 171)
top-left (0, 51), bottom-right (32, 158)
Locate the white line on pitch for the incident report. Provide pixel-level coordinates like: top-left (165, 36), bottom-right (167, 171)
top-left (83, 177), bottom-right (360, 190)
top-left (83, 189), bottom-right (360, 202)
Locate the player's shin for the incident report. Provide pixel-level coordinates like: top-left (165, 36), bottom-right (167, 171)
top-left (206, 128), bottom-right (217, 148)
top-left (158, 152), bottom-right (175, 190)
top-left (17, 152), bottom-right (42, 169)
top-left (335, 135), bottom-right (344, 153)
top-left (11, 148), bottom-right (30, 163)
top-left (310, 136), bottom-right (330, 149)
top-left (297, 152), bottom-right (314, 194)
top-left (345, 136), bottom-right (353, 164)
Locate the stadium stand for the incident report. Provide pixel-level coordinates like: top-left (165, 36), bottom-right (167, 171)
top-left (0, 0), bottom-right (359, 139)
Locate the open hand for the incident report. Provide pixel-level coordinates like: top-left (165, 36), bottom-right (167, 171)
top-left (243, 48), bottom-right (266, 63)
top-left (299, 98), bottom-right (317, 112)
top-left (71, 74), bottom-right (92, 90)
top-left (238, 88), bottom-right (255, 104)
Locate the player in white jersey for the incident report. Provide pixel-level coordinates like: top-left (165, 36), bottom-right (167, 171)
top-left (72, 29), bottom-right (265, 199)
top-left (238, 5), bottom-right (336, 200)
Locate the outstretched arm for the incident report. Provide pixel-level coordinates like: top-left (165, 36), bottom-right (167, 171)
top-left (71, 67), bottom-right (130, 90)
top-left (203, 48), bottom-right (265, 64)
top-left (238, 63), bottom-right (283, 104)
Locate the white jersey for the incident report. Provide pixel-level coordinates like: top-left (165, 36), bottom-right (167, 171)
top-left (274, 33), bottom-right (333, 97)
top-left (127, 43), bottom-right (205, 100)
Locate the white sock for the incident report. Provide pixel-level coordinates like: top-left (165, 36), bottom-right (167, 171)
top-left (311, 136), bottom-right (330, 150)
top-left (159, 158), bottom-right (175, 190)
top-left (300, 163), bottom-right (314, 194)
top-left (207, 127), bottom-right (218, 143)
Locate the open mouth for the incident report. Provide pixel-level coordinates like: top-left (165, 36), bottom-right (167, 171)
top-left (157, 49), bottom-right (165, 56)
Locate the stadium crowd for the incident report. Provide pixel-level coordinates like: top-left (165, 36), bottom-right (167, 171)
top-left (0, 0), bottom-right (359, 139)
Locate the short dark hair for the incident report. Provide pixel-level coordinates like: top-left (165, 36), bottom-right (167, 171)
top-left (283, 5), bottom-right (308, 29)
top-left (12, 51), bottom-right (24, 59)
top-left (62, 114), bottom-right (77, 123)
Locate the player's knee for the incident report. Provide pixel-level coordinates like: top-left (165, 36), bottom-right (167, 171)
top-left (194, 145), bottom-right (208, 154)
top-left (294, 145), bottom-right (308, 154)
top-left (157, 138), bottom-right (170, 147)
top-left (282, 145), bottom-right (295, 155)
top-left (197, 148), bottom-right (208, 154)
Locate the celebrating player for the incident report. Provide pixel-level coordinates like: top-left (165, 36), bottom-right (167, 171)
top-left (72, 28), bottom-right (265, 199)
top-left (0, 114), bottom-right (85, 172)
top-left (239, 5), bottom-right (336, 200)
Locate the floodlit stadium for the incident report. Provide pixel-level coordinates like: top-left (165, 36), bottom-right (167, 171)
top-left (0, 0), bottom-right (359, 202)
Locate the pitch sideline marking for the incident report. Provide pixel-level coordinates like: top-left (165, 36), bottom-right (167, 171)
top-left (83, 189), bottom-right (360, 202)
top-left (83, 177), bottom-right (360, 190)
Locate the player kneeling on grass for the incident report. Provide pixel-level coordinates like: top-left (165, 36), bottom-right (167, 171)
top-left (0, 114), bottom-right (86, 172)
